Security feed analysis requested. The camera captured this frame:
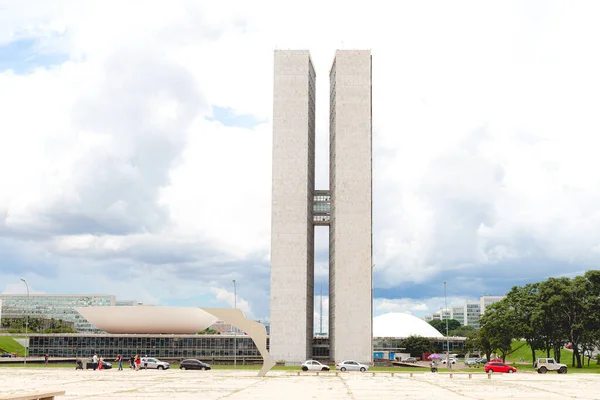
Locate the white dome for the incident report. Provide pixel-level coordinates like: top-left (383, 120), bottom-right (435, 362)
top-left (373, 313), bottom-right (444, 338)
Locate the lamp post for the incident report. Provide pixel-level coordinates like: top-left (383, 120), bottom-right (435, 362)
top-left (20, 278), bottom-right (29, 367)
top-left (444, 281), bottom-right (450, 370)
top-left (233, 279), bottom-right (237, 371)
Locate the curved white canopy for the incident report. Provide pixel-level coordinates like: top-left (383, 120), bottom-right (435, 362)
top-left (76, 306), bottom-right (218, 334)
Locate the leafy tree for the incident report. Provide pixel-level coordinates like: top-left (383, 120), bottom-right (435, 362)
top-left (428, 319), bottom-right (461, 335)
top-left (401, 335), bottom-right (433, 357)
top-left (504, 283), bottom-right (545, 366)
top-left (198, 328), bottom-right (218, 335)
top-left (479, 301), bottom-right (517, 363)
top-left (450, 325), bottom-right (476, 337)
top-left (465, 328), bottom-right (493, 362)
top-left (538, 277), bottom-right (588, 367)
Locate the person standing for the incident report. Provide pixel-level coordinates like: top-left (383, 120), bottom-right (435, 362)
top-left (98, 355), bottom-right (104, 370)
top-left (115, 353), bottom-right (123, 371)
top-left (92, 353), bottom-right (98, 371)
top-left (135, 355), bottom-right (141, 371)
top-left (44, 354), bottom-right (49, 367)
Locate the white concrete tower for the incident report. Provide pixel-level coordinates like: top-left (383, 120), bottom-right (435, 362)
top-left (329, 50), bottom-right (373, 363)
top-left (270, 50), bottom-right (316, 364)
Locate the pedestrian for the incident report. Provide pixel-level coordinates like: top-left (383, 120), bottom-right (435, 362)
top-left (135, 355), bottom-right (141, 371)
top-left (115, 353), bottom-right (123, 371)
top-left (130, 354), bottom-right (135, 369)
top-left (92, 353), bottom-right (98, 371)
top-left (98, 355), bottom-right (104, 370)
top-left (44, 354), bottom-right (49, 367)
top-left (430, 361), bottom-right (438, 373)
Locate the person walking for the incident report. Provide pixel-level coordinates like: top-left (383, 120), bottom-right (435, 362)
top-left (98, 355), bottom-right (104, 370)
top-left (135, 355), bottom-right (141, 371)
top-left (115, 353), bottom-right (123, 371)
top-left (130, 354), bottom-right (135, 369)
top-left (92, 353), bottom-right (98, 371)
top-left (44, 354), bottom-right (49, 367)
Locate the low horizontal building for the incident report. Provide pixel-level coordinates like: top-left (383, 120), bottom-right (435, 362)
top-left (24, 333), bottom-right (264, 363)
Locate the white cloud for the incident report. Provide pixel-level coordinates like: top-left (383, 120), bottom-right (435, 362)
top-left (209, 287), bottom-right (253, 319)
top-left (2, 0), bottom-right (600, 320)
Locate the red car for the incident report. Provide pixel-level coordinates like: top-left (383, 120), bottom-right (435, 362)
top-left (484, 362), bottom-right (517, 373)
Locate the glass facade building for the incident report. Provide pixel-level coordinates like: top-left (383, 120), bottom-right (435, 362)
top-left (423, 295), bottom-right (506, 329)
top-left (466, 303), bottom-right (482, 328)
top-left (0, 294), bottom-right (116, 332)
top-left (27, 334), bottom-right (266, 363)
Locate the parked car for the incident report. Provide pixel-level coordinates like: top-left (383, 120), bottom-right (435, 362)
top-left (301, 360), bottom-right (330, 371)
top-left (534, 358), bottom-right (567, 374)
top-left (86, 359), bottom-right (112, 369)
top-left (403, 357), bottom-right (417, 363)
top-left (335, 360), bottom-right (369, 372)
top-left (179, 359), bottom-right (211, 370)
top-left (465, 358), bottom-right (477, 366)
top-left (484, 362), bottom-right (517, 374)
top-left (441, 358), bottom-right (457, 364)
top-left (475, 358), bottom-right (487, 364)
top-left (140, 357), bottom-right (170, 370)
top-left (1, 352), bottom-right (12, 358)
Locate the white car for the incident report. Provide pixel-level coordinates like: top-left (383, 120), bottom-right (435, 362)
top-left (140, 357), bottom-right (170, 370)
top-left (441, 358), bottom-right (457, 364)
top-left (335, 360), bottom-right (369, 372)
top-left (301, 360), bottom-right (330, 371)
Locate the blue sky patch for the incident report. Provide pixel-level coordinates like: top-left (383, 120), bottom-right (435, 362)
top-left (210, 106), bottom-right (265, 128)
top-left (0, 38), bottom-right (68, 73)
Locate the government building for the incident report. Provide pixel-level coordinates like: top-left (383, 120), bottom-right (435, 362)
top-left (270, 49), bottom-right (373, 365)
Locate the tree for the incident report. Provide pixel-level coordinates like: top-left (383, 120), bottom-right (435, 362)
top-left (465, 328), bottom-right (494, 362)
top-left (539, 277), bottom-right (589, 368)
top-left (428, 319), bottom-right (461, 335)
top-left (198, 328), bottom-right (218, 335)
top-left (401, 335), bottom-right (433, 358)
top-left (504, 283), bottom-right (545, 366)
top-left (450, 325), bottom-right (476, 337)
top-left (479, 301), bottom-right (517, 363)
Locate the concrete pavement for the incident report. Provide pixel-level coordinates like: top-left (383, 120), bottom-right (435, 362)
top-left (1, 368), bottom-right (599, 399)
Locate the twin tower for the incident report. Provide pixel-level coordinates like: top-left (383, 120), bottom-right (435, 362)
top-left (270, 50), bottom-right (373, 364)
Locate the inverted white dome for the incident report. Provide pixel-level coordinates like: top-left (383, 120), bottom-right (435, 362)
top-left (373, 313), bottom-right (444, 338)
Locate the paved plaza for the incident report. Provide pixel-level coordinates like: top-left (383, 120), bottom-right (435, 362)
top-left (1, 368), bottom-right (600, 399)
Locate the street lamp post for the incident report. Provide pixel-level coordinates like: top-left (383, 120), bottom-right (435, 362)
top-left (233, 279), bottom-right (237, 371)
top-left (444, 281), bottom-right (450, 370)
top-left (20, 278), bottom-right (29, 367)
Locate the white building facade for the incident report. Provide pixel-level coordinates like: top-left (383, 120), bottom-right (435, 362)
top-left (270, 50), bottom-right (372, 364)
top-left (424, 295), bottom-right (506, 329)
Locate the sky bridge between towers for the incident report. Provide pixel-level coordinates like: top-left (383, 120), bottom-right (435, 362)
top-left (313, 190), bottom-right (331, 225)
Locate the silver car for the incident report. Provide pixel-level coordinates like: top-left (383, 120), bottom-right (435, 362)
top-left (140, 357), bottom-right (170, 370)
top-left (335, 360), bottom-right (369, 372)
top-left (301, 360), bottom-right (330, 371)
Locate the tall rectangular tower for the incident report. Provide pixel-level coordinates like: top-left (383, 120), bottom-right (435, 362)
top-left (329, 50), bottom-right (373, 363)
top-left (270, 50), bottom-right (316, 364)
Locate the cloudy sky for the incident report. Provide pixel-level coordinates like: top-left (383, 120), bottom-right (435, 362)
top-left (2, 0), bottom-right (600, 329)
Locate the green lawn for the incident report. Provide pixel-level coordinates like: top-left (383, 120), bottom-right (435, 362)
top-left (505, 340), bottom-right (572, 364)
top-left (504, 340), bottom-right (600, 373)
top-left (0, 337), bottom-right (25, 356)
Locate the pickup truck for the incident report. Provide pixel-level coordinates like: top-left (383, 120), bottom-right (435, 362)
top-left (534, 358), bottom-right (567, 374)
